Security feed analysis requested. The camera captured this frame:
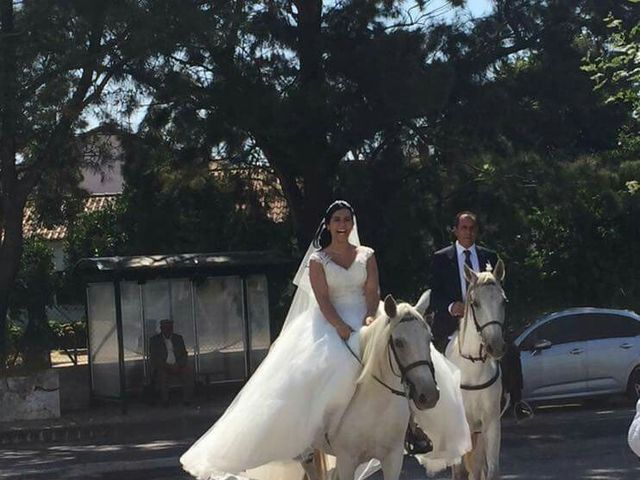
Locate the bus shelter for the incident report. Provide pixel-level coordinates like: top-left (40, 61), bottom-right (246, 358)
top-left (75, 251), bottom-right (290, 408)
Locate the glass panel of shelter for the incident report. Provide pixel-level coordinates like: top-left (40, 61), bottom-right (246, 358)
top-left (138, 279), bottom-right (197, 385)
top-left (120, 281), bottom-right (144, 391)
top-left (246, 274), bottom-right (271, 372)
top-left (112, 275), bottom-right (271, 391)
top-left (87, 283), bottom-right (120, 397)
top-left (194, 276), bottom-right (246, 382)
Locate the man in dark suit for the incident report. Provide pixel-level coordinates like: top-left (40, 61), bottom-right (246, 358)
top-left (431, 211), bottom-right (498, 352)
top-left (149, 319), bottom-right (194, 405)
top-left (430, 211), bottom-right (532, 420)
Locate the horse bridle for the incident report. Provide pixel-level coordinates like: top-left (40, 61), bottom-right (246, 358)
top-left (459, 300), bottom-right (505, 363)
top-left (389, 316), bottom-right (437, 398)
top-left (459, 284), bottom-right (506, 390)
top-left (344, 315), bottom-right (437, 399)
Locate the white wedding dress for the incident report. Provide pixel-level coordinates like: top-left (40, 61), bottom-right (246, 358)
top-left (181, 247), bottom-right (373, 479)
top-left (181, 246), bottom-right (470, 479)
top-left (628, 399), bottom-right (640, 457)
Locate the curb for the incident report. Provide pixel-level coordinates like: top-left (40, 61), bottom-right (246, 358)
top-left (0, 424), bottom-right (112, 445)
top-left (0, 408), bottom-right (225, 446)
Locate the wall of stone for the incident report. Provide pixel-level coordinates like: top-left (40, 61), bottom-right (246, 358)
top-left (0, 370), bottom-right (60, 421)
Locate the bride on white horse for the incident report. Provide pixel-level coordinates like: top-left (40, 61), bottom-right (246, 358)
top-left (181, 200), bottom-right (470, 480)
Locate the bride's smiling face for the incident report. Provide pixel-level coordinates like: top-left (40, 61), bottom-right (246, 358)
top-left (327, 208), bottom-right (354, 242)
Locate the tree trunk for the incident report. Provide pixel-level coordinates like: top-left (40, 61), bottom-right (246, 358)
top-left (0, 0), bottom-right (19, 371)
top-left (301, 164), bottom-right (332, 245)
top-left (0, 205), bottom-right (25, 371)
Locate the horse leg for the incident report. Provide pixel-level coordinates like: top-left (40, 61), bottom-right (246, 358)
top-left (335, 456), bottom-right (357, 480)
top-left (465, 432), bottom-right (486, 480)
top-left (381, 447), bottom-right (404, 480)
top-left (483, 420), bottom-right (501, 480)
top-left (452, 459), bottom-right (469, 480)
top-left (475, 433), bottom-right (491, 480)
top-left (298, 448), bottom-right (321, 480)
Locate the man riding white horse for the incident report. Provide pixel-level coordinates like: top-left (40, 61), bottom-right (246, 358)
top-left (429, 211), bottom-right (532, 421)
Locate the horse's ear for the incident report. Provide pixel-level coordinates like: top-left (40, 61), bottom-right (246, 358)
top-left (414, 289), bottom-right (431, 316)
top-left (493, 258), bottom-right (505, 283)
top-left (464, 264), bottom-right (479, 285)
top-left (384, 294), bottom-right (397, 319)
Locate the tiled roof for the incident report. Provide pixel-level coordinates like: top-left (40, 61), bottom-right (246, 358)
top-left (22, 166), bottom-right (289, 243)
top-left (23, 194), bottom-right (119, 241)
top-left (210, 162), bottom-right (289, 223)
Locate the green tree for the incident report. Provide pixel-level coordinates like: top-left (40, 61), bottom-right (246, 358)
top-left (583, 0), bottom-right (640, 154)
top-left (584, 0), bottom-right (640, 114)
top-left (129, 0), bottom-right (466, 245)
top-left (0, 1), bottom-right (160, 368)
top-left (119, 134), bottom-right (291, 255)
top-left (8, 237), bottom-right (54, 369)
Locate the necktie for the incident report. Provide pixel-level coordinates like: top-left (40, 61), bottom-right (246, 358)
top-left (463, 249), bottom-right (473, 293)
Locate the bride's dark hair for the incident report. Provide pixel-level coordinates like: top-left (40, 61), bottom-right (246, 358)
top-left (313, 200), bottom-right (355, 249)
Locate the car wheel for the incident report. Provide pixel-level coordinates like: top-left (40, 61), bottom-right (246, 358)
top-left (627, 367), bottom-right (640, 401)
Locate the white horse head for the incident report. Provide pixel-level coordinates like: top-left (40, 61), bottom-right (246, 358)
top-left (463, 258), bottom-right (507, 359)
top-left (358, 293), bottom-right (440, 410)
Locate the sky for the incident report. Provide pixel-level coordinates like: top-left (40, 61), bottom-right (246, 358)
top-left (430, 0), bottom-right (494, 21)
top-left (465, 0), bottom-right (493, 18)
top-left (84, 0), bottom-right (495, 132)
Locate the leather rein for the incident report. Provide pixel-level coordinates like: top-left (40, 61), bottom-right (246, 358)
top-left (344, 316), bottom-right (437, 398)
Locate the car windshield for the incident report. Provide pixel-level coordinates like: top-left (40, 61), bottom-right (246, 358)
top-left (509, 322), bottom-right (532, 340)
top-left (508, 311), bottom-right (554, 342)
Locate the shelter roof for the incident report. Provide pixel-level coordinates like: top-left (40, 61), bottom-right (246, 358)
top-left (75, 251), bottom-right (291, 280)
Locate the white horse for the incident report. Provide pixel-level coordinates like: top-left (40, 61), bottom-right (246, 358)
top-left (300, 293), bottom-right (439, 480)
top-left (447, 260), bottom-right (506, 480)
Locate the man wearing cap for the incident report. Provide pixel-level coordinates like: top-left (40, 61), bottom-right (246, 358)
top-left (149, 319), bottom-right (194, 405)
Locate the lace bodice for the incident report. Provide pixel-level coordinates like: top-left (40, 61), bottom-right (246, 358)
top-left (309, 246), bottom-right (374, 304)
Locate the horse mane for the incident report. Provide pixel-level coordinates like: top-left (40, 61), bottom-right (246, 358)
top-left (475, 271), bottom-right (497, 286)
top-left (356, 303), bottom-right (419, 385)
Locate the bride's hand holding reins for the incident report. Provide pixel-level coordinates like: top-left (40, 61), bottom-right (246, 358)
top-left (336, 322), bottom-right (354, 340)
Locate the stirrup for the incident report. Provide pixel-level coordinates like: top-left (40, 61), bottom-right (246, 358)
top-left (405, 426), bottom-right (433, 455)
top-left (514, 400), bottom-right (534, 421)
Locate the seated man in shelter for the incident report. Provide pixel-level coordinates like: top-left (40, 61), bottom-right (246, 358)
top-left (149, 319), bottom-right (194, 405)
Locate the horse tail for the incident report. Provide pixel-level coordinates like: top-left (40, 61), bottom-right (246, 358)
top-left (500, 392), bottom-right (511, 418)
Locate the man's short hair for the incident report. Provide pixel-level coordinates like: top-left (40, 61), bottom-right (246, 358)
top-left (454, 211), bottom-right (478, 228)
top-left (159, 319), bottom-right (173, 326)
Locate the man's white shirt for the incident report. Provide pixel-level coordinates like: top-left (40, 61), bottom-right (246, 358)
top-left (448, 241), bottom-right (480, 314)
top-left (164, 336), bottom-right (176, 365)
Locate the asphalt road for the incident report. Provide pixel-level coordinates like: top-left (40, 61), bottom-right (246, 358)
top-left (2, 402), bottom-right (639, 480)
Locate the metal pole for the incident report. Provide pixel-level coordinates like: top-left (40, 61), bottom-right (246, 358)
top-left (139, 283), bottom-right (147, 381)
top-left (240, 276), bottom-right (251, 378)
top-left (191, 279), bottom-right (200, 376)
top-left (114, 279), bottom-right (127, 414)
top-left (85, 285), bottom-right (95, 404)
top-left (168, 279), bottom-right (173, 319)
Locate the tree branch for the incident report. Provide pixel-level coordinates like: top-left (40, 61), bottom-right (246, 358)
top-left (18, 14), bottom-right (107, 199)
